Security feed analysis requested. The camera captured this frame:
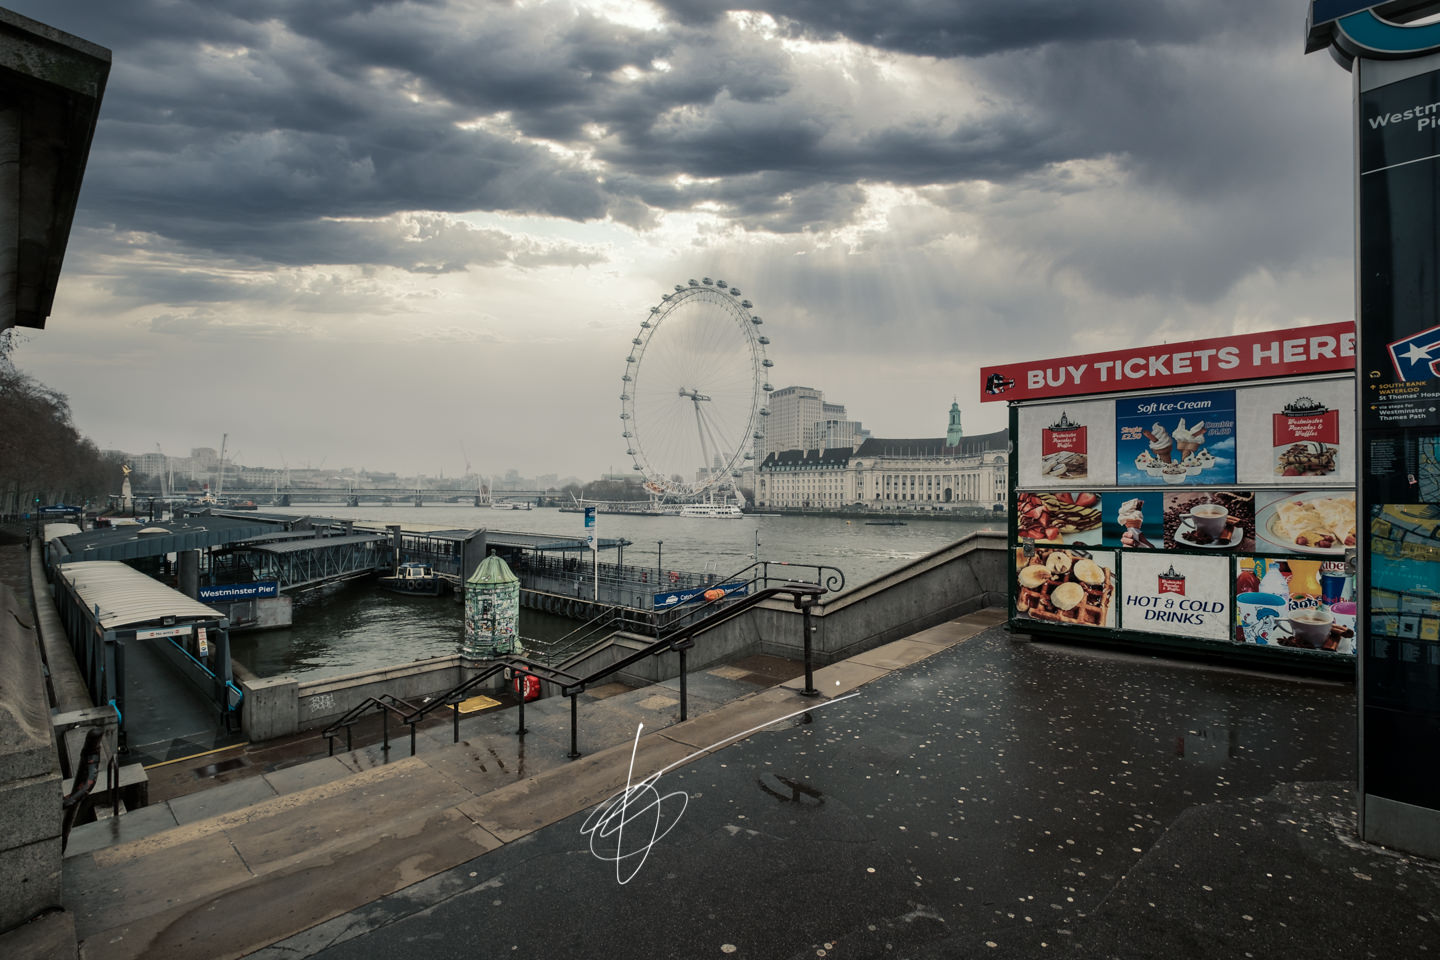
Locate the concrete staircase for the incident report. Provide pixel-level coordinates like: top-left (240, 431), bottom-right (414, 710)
top-left (57, 611), bottom-right (1002, 960)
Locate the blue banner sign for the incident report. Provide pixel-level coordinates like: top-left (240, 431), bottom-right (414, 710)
top-left (583, 505), bottom-right (596, 549)
top-left (653, 581), bottom-right (748, 608)
top-left (198, 581), bottom-right (279, 602)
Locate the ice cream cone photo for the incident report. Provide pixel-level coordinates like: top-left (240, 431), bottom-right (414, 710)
top-left (1173, 418), bottom-right (1207, 459)
top-left (1144, 422), bottom-right (1174, 462)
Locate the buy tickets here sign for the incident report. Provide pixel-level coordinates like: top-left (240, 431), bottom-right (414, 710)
top-left (980, 321), bottom-right (1355, 403)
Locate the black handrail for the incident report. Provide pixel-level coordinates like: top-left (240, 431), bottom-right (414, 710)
top-left (320, 567), bottom-right (840, 762)
top-left (322, 692), bottom-right (424, 756)
top-left (532, 605), bottom-right (651, 664)
top-left (648, 558), bottom-right (842, 639)
top-left (409, 583), bottom-right (823, 759)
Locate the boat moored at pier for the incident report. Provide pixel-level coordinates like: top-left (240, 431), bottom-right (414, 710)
top-left (378, 562), bottom-right (446, 596)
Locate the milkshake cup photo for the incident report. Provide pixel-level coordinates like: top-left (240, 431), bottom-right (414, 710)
top-left (1237, 592), bottom-right (1285, 644)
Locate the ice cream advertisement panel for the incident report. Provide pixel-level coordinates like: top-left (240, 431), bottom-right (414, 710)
top-left (1236, 379), bottom-right (1355, 485)
top-left (1115, 390), bottom-right (1237, 487)
top-left (1017, 399), bottom-right (1117, 487)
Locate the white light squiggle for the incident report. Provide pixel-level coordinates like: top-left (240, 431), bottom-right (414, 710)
top-left (580, 692), bottom-right (860, 884)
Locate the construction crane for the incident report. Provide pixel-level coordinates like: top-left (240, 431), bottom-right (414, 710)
top-left (216, 433), bottom-right (227, 499)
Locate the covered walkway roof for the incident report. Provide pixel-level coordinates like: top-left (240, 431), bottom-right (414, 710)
top-left (55, 561), bottom-right (223, 630)
top-left (485, 532), bottom-right (630, 552)
top-left (51, 517), bottom-right (273, 564)
top-left (241, 533), bottom-right (387, 554)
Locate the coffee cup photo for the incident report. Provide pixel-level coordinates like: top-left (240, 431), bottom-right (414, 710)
top-left (1180, 503), bottom-right (1230, 538)
top-left (1283, 608), bottom-right (1335, 648)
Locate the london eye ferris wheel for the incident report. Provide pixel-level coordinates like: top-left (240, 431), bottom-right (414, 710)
top-left (620, 278), bottom-right (773, 499)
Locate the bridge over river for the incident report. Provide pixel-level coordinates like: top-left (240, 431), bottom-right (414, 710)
top-left (210, 487), bottom-right (556, 507)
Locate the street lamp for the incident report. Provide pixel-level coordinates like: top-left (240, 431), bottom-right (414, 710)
top-left (657, 540), bottom-right (663, 586)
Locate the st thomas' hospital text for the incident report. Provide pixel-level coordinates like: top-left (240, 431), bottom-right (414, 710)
top-left (1026, 333), bottom-right (1355, 391)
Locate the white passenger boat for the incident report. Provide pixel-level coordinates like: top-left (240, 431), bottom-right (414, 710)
top-left (679, 501), bottom-right (744, 519)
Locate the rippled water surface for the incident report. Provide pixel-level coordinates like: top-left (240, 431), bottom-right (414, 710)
top-left (230, 505), bottom-right (1000, 679)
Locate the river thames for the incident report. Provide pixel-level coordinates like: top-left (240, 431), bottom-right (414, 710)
top-left (229, 505), bottom-right (1001, 680)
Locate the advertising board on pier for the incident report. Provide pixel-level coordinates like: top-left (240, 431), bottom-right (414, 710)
top-left (985, 320), bottom-right (1358, 667)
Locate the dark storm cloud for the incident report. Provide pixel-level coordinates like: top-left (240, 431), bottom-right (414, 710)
top-left (16, 0), bottom-right (1346, 315)
top-left (653, 0), bottom-right (1267, 58)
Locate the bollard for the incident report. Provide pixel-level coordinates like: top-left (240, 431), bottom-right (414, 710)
top-left (569, 694), bottom-right (581, 759)
top-left (679, 647), bottom-right (688, 721)
top-left (516, 673), bottom-right (528, 736)
top-left (800, 600), bottom-right (819, 697)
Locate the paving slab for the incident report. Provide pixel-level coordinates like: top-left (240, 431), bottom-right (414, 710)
top-left (66, 832), bottom-right (251, 939)
top-left (848, 634), bottom-right (956, 671)
top-left (0, 908), bottom-right (77, 960)
top-left (418, 732), bottom-right (569, 796)
top-left (780, 659), bottom-right (887, 695)
top-left (259, 756), bottom-right (351, 796)
top-left (77, 806), bottom-right (501, 960)
top-left (456, 733), bottom-right (699, 843)
top-left (224, 764), bottom-right (474, 877)
top-left (657, 687), bottom-right (820, 751)
top-left (166, 777), bottom-right (279, 826)
top-left (64, 802), bottom-right (179, 859)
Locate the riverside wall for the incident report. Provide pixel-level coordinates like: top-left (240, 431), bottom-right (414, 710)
top-left (240, 532), bottom-right (1009, 738)
top-left (585, 531), bottom-right (1009, 685)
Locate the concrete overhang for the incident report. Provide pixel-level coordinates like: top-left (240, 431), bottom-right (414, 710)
top-left (0, 6), bottom-right (109, 332)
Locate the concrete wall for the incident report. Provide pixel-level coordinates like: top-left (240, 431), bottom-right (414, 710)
top-left (233, 532), bottom-right (1009, 741)
top-left (295, 656), bottom-right (473, 731)
top-left (564, 532), bottom-right (1009, 686)
top-left (0, 583), bottom-right (62, 931)
top-left (799, 532), bottom-right (1008, 663)
top-left (233, 663), bottom-right (297, 742)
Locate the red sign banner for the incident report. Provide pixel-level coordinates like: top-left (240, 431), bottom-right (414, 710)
top-left (1157, 575), bottom-right (1186, 596)
top-left (1273, 409), bottom-right (1340, 445)
top-left (980, 321), bottom-right (1355, 403)
top-left (1042, 426), bottom-right (1086, 456)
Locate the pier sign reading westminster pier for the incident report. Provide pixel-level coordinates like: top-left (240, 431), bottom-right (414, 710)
top-left (1307, 0), bottom-right (1440, 860)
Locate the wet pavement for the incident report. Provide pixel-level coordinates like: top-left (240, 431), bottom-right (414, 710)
top-left (249, 629), bottom-right (1440, 960)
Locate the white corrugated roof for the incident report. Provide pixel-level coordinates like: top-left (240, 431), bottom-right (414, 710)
top-left (57, 561), bottom-right (225, 630)
top-left (43, 522), bottom-right (82, 542)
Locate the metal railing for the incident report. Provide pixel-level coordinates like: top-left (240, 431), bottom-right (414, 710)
top-left (320, 559), bottom-right (842, 761)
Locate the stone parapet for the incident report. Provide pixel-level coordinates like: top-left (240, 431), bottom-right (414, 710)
top-left (0, 582), bottom-right (62, 930)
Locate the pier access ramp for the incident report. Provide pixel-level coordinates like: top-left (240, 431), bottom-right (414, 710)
top-left (52, 561), bottom-right (238, 755)
top-left (237, 533), bottom-right (390, 591)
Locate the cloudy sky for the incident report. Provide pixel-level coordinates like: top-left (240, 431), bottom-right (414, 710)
top-left (11, 0), bottom-right (1354, 481)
